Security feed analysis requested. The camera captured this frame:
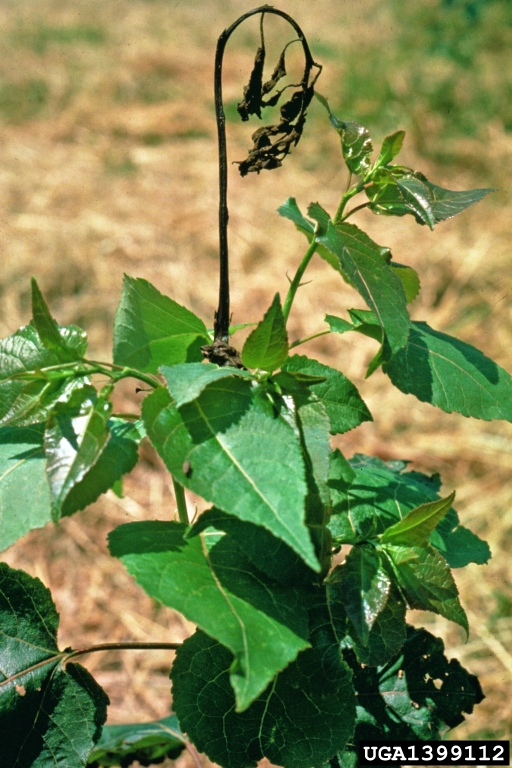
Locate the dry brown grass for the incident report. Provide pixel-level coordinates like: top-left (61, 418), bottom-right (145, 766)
top-left (2, 0), bottom-right (512, 762)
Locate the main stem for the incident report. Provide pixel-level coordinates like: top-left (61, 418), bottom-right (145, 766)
top-left (282, 238), bottom-right (318, 324)
top-left (213, 6), bottom-right (317, 342)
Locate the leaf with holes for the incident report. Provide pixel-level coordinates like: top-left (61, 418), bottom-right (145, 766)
top-left (171, 629), bottom-right (356, 768)
top-left (0, 563), bottom-right (108, 767)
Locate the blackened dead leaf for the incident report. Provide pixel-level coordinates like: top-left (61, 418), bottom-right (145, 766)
top-left (237, 85), bottom-right (315, 177)
top-left (237, 44), bottom-right (266, 121)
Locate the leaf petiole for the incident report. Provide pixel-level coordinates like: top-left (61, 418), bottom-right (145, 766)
top-left (290, 329), bottom-right (332, 349)
top-left (0, 641), bottom-right (182, 690)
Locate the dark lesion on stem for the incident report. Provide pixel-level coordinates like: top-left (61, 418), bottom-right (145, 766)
top-left (201, 340), bottom-right (245, 368)
top-left (213, 5), bottom-right (322, 349)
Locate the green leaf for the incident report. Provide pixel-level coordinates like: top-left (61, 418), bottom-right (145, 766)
top-left (0, 423), bottom-right (51, 552)
top-left (282, 355), bottom-right (372, 434)
top-left (414, 174), bottom-right (495, 224)
top-left (31, 277), bottom-right (68, 351)
top-left (109, 521), bottom-right (311, 711)
top-left (88, 715), bottom-right (185, 766)
top-left (338, 122), bottom-right (373, 175)
top-left (241, 293), bottom-right (288, 372)
top-left (430, 517), bottom-right (491, 569)
top-left (0, 563), bottom-right (108, 767)
top-left (365, 170), bottom-right (411, 219)
top-left (324, 315), bottom-right (353, 335)
top-left (376, 130), bottom-right (405, 167)
top-left (331, 546), bottom-right (391, 645)
top-left (328, 454), bottom-right (489, 567)
top-left (61, 418), bottom-right (144, 518)
top-left (295, 396), bottom-right (332, 521)
top-left (171, 629), bottom-right (356, 768)
top-left (315, 94), bottom-right (373, 175)
top-left (142, 381), bottom-right (318, 570)
top-left (30, 277), bottom-right (88, 363)
top-left (277, 197), bottom-right (345, 278)
top-left (314, 218), bottom-right (410, 353)
top-left (0, 418), bottom-right (142, 552)
top-left (381, 492), bottom-right (455, 546)
top-left (381, 542), bottom-right (469, 634)
top-left (390, 262), bottom-right (421, 303)
top-left (0, 323), bottom-right (88, 427)
top-left (384, 320), bottom-right (512, 421)
top-left (329, 447), bottom-right (356, 486)
top-left (113, 275), bottom-right (210, 373)
top-left (189, 507), bottom-right (316, 586)
top-left (339, 625), bottom-right (484, 757)
top-left (277, 196), bottom-right (315, 235)
top-left (45, 386), bottom-right (112, 521)
top-left (396, 176), bottom-right (436, 229)
top-left (161, 362), bottom-right (253, 407)
top-left (366, 169), bottom-right (494, 227)
top-left (343, 582), bottom-right (407, 667)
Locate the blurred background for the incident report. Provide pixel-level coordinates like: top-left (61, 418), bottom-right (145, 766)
top-left (2, 0), bottom-right (512, 760)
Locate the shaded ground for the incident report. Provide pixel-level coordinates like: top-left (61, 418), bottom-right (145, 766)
top-left (2, 0), bottom-right (512, 763)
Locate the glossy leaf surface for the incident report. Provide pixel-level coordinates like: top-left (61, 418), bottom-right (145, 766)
top-left (315, 95), bottom-right (373, 175)
top-left (44, 387), bottom-right (112, 521)
top-left (331, 546), bottom-right (391, 645)
top-left (113, 275), bottom-right (210, 373)
top-left (109, 521), bottom-right (311, 710)
top-left (381, 542), bottom-right (468, 633)
top-left (384, 321), bottom-right (512, 421)
top-left (0, 563), bottom-right (108, 767)
top-left (414, 174), bottom-right (495, 224)
top-left (142, 381), bottom-right (317, 569)
top-left (343, 582), bottom-right (407, 668)
top-left (60, 418), bottom-right (144, 518)
top-left (172, 629), bottom-right (356, 768)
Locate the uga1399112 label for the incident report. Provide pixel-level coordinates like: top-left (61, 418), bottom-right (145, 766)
top-left (359, 741), bottom-right (510, 766)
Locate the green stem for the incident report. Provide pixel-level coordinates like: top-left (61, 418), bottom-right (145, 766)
top-left (172, 477), bottom-right (189, 524)
top-left (333, 177), bottom-right (368, 225)
top-left (282, 238), bottom-right (318, 325)
top-left (290, 329), bottom-right (331, 349)
top-left (85, 359), bottom-right (161, 388)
